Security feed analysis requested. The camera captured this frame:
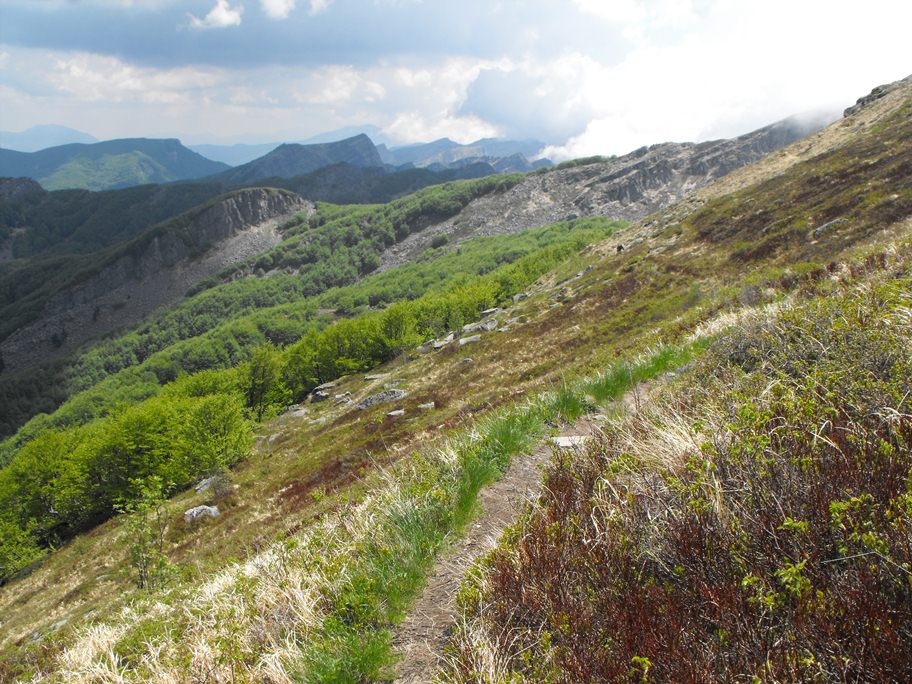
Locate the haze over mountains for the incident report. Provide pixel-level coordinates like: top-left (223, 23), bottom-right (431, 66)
top-left (0, 125), bottom-right (99, 153)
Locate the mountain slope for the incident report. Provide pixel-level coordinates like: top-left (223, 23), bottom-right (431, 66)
top-left (0, 180), bottom-right (228, 262)
top-left (0, 76), bottom-right (910, 679)
top-left (378, 114), bottom-right (828, 270)
top-left (0, 110), bottom-right (826, 441)
top-left (0, 188), bottom-right (307, 371)
top-left (0, 139), bottom-right (229, 191)
top-left (215, 134), bottom-right (384, 186)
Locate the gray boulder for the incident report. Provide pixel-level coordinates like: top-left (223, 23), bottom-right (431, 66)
top-left (480, 307), bottom-right (503, 318)
top-left (357, 389), bottom-right (409, 410)
top-left (432, 333), bottom-right (454, 350)
top-left (462, 319), bottom-right (497, 334)
top-left (459, 335), bottom-right (481, 346)
top-left (184, 505), bottom-right (220, 523)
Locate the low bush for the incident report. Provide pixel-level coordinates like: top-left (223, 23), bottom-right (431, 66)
top-left (446, 281), bottom-right (912, 682)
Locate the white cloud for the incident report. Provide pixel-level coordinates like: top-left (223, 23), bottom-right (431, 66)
top-left (260, 0), bottom-right (296, 19)
top-left (0, 46), bottom-right (501, 144)
top-left (384, 112), bottom-right (498, 145)
top-left (46, 52), bottom-right (224, 104)
top-left (294, 65), bottom-right (387, 105)
top-left (572, 0), bottom-right (647, 24)
top-left (308, 0), bottom-right (334, 15)
top-left (534, 0), bottom-right (912, 159)
top-left (4, 0), bottom-right (911, 151)
top-left (188, 0), bottom-right (243, 29)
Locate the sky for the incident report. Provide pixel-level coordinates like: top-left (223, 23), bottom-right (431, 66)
top-left (0, 0), bottom-right (910, 158)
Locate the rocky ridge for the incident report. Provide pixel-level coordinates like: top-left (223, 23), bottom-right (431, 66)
top-left (0, 188), bottom-right (309, 372)
top-left (378, 116), bottom-right (831, 271)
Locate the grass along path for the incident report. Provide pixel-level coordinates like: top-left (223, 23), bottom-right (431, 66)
top-left (391, 416), bottom-right (602, 683)
top-left (24, 345), bottom-right (700, 682)
top-left (289, 344), bottom-right (704, 682)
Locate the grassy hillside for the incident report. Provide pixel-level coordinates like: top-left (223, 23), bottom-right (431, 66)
top-left (446, 279), bottom-right (912, 683)
top-left (0, 216), bottom-right (621, 460)
top-left (0, 82), bottom-right (909, 681)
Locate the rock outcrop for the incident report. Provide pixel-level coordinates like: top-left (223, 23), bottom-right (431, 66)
top-left (844, 75), bottom-right (912, 117)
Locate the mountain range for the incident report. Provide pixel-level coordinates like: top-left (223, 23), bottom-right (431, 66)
top-left (0, 138), bottom-right (229, 191)
top-left (0, 132), bottom-right (551, 192)
top-left (0, 109), bottom-right (828, 426)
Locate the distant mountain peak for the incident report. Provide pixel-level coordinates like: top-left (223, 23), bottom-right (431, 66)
top-left (0, 125), bottom-right (98, 153)
top-left (215, 134), bottom-right (384, 187)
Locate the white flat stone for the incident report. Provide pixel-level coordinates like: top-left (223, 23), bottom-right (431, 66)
top-left (551, 435), bottom-right (589, 449)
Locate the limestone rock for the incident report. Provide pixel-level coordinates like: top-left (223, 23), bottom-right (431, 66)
top-left (194, 474), bottom-right (229, 494)
top-left (432, 333), bottom-right (454, 349)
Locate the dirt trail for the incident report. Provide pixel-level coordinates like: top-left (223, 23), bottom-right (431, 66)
top-left (390, 416), bottom-right (602, 684)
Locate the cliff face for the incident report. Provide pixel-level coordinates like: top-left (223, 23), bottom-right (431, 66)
top-left (378, 116), bottom-right (830, 270)
top-left (0, 188), bottom-right (309, 372)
